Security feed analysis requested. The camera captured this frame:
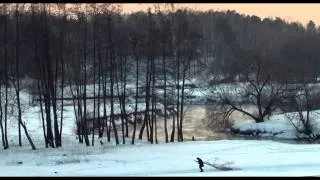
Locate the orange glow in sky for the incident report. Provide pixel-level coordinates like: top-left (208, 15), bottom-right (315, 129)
top-left (122, 3), bottom-right (320, 26)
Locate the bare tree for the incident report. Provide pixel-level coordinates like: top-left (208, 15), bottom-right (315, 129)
top-left (220, 55), bottom-right (287, 123)
top-left (82, 5), bottom-right (90, 146)
top-left (108, 8), bottom-right (119, 145)
top-left (170, 4), bottom-right (177, 142)
top-left (0, 3), bottom-right (9, 149)
top-left (96, 15), bottom-right (104, 138)
top-left (285, 84), bottom-right (320, 140)
top-left (89, 3), bottom-right (97, 146)
top-left (14, 3), bottom-right (22, 146)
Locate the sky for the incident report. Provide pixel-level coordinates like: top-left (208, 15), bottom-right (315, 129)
top-left (122, 3), bottom-right (320, 27)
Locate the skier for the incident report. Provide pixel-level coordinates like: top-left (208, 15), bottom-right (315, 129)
top-left (195, 157), bottom-right (204, 172)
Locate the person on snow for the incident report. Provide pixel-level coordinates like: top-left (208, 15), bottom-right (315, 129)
top-left (196, 157), bottom-right (204, 172)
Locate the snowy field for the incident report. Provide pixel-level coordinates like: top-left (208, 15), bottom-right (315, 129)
top-left (1, 139), bottom-right (320, 176)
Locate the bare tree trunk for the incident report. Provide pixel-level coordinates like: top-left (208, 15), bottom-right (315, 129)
top-left (110, 50), bottom-right (119, 145)
top-left (59, 32), bottom-right (64, 147)
top-left (51, 34), bottom-right (60, 148)
top-left (33, 9), bottom-right (47, 146)
top-left (176, 29), bottom-right (182, 142)
top-left (152, 56), bottom-right (158, 144)
top-left (68, 78), bottom-right (82, 142)
top-left (3, 4), bottom-right (9, 149)
top-left (0, 93), bottom-right (6, 149)
top-left (170, 5), bottom-right (177, 142)
top-left (123, 56), bottom-right (129, 137)
top-left (97, 36), bottom-right (103, 138)
top-left (0, 71), bottom-right (6, 149)
top-left (42, 5), bottom-right (55, 148)
top-left (131, 54), bottom-right (139, 144)
top-left (170, 114), bottom-right (175, 142)
top-left (179, 66), bottom-right (188, 142)
top-left (44, 92), bottom-right (54, 147)
top-left (150, 54), bottom-right (156, 144)
top-left (139, 57), bottom-right (151, 141)
top-left (15, 6), bottom-right (22, 146)
top-left (37, 76), bottom-right (47, 147)
top-left (150, 61), bottom-right (154, 144)
top-left (83, 10), bottom-right (90, 146)
top-left (91, 10), bottom-right (97, 146)
top-left (162, 42), bottom-right (168, 143)
top-left (58, 5), bottom-right (67, 147)
top-left (103, 31), bottom-right (110, 142)
top-left (108, 14), bottom-right (119, 145)
top-left (116, 57), bottom-right (125, 144)
top-left (0, 7), bottom-right (4, 149)
top-left (20, 122), bottom-right (36, 150)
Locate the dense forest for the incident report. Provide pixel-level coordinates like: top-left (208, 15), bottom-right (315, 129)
top-left (1, 3), bottom-right (320, 150)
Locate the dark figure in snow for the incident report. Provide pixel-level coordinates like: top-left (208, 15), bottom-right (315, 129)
top-left (196, 157), bottom-right (204, 172)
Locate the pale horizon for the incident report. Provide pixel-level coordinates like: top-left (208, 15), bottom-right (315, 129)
top-left (121, 3), bottom-right (320, 27)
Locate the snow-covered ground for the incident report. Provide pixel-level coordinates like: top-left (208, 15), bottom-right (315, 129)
top-left (1, 139), bottom-right (320, 176)
top-left (233, 110), bottom-right (320, 140)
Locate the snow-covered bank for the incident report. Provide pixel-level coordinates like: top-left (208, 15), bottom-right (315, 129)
top-left (232, 109), bottom-right (320, 140)
top-left (1, 139), bottom-right (320, 176)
